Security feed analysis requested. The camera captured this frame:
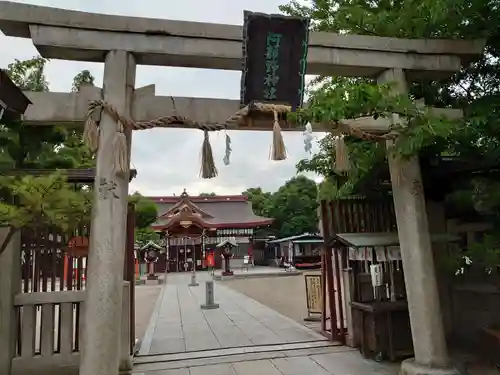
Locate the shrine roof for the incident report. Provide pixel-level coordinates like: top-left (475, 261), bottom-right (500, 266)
top-left (149, 193), bottom-right (273, 229)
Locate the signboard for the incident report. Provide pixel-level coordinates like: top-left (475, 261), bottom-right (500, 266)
top-left (240, 11), bottom-right (310, 110)
top-left (304, 274), bottom-right (322, 315)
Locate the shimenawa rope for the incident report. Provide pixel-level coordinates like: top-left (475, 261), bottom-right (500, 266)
top-left (83, 100), bottom-right (228, 178)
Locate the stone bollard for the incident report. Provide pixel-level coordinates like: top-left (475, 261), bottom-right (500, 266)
top-left (200, 280), bottom-right (219, 309)
top-left (188, 272), bottom-right (199, 287)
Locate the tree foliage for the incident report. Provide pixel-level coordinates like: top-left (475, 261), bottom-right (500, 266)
top-left (129, 192), bottom-right (158, 229)
top-left (281, 0), bottom-right (500, 270)
top-left (0, 173), bottom-right (92, 255)
top-left (1, 57), bottom-right (95, 170)
top-left (281, 0), bottom-right (499, 201)
top-left (0, 57), bottom-right (96, 253)
top-left (244, 176), bottom-right (319, 238)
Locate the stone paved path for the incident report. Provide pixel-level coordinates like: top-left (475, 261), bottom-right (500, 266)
top-left (139, 272), bottom-right (324, 355)
top-left (134, 271), bottom-right (399, 375)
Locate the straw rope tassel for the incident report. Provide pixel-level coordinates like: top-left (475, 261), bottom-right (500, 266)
top-left (334, 135), bottom-right (350, 173)
top-left (200, 130), bottom-right (218, 179)
top-left (113, 121), bottom-right (129, 176)
top-left (271, 110), bottom-right (286, 161)
top-left (83, 116), bottom-right (100, 152)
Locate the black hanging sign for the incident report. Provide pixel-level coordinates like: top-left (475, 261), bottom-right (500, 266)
top-left (240, 11), bottom-right (310, 111)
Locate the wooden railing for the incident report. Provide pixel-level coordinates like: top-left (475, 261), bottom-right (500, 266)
top-left (11, 283), bottom-right (131, 375)
top-left (12, 290), bottom-right (85, 375)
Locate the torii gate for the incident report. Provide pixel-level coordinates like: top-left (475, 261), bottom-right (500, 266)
top-left (0, 2), bottom-right (484, 375)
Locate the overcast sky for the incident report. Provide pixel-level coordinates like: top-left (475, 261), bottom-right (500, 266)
top-left (0, 0), bottom-right (324, 196)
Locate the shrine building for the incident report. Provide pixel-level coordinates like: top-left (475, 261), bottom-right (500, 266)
top-left (148, 190), bottom-right (273, 272)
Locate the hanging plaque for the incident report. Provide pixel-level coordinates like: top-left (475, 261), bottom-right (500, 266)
top-left (240, 11), bottom-right (310, 111)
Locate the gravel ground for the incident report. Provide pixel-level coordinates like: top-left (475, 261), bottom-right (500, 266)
top-left (223, 270), bottom-right (322, 332)
top-left (134, 284), bottom-right (162, 341)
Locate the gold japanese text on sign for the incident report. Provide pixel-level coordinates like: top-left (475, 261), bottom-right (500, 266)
top-left (305, 274), bottom-right (322, 315)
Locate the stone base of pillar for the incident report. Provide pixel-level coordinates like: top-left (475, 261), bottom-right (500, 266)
top-left (400, 359), bottom-right (459, 375)
top-left (201, 303), bottom-right (220, 310)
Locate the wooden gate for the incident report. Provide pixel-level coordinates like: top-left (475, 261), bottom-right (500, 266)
top-left (319, 196), bottom-right (396, 343)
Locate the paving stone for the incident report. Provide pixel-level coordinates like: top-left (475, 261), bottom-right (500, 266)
top-left (145, 369), bottom-right (189, 375)
top-left (232, 359), bottom-right (283, 375)
top-left (272, 356), bottom-right (332, 375)
top-left (154, 323), bottom-right (184, 339)
top-left (311, 351), bottom-right (399, 375)
top-left (188, 363), bottom-right (237, 375)
top-left (149, 338), bottom-right (185, 354)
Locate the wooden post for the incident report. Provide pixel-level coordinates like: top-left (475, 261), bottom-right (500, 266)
top-left (0, 228), bottom-right (21, 375)
top-left (80, 50), bottom-right (136, 375)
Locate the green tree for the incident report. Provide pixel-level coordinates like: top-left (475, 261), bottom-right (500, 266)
top-left (281, 0), bottom-right (499, 202)
top-left (129, 192), bottom-right (158, 229)
top-left (128, 192), bottom-right (159, 246)
top-left (71, 70), bottom-right (95, 92)
top-left (268, 176), bottom-right (319, 237)
top-left (281, 0), bottom-right (500, 272)
top-left (0, 57), bottom-right (96, 253)
top-left (244, 177), bottom-right (319, 238)
top-left (1, 57), bottom-right (96, 170)
top-left (0, 173), bottom-right (92, 255)
top-left (243, 187), bottom-right (273, 217)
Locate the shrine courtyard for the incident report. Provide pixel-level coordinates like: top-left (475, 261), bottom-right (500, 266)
top-left (132, 270), bottom-right (399, 375)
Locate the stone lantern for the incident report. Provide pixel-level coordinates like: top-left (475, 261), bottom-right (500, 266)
top-left (217, 238), bottom-right (237, 276)
top-left (140, 241), bottom-right (163, 284)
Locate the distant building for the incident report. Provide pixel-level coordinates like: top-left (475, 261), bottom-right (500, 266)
top-left (266, 233), bottom-right (323, 269)
top-left (148, 190), bottom-right (273, 272)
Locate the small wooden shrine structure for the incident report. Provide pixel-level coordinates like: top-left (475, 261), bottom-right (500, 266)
top-left (329, 232), bottom-right (458, 361)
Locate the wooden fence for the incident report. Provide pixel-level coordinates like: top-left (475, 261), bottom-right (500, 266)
top-left (319, 197), bottom-right (396, 343)
top-left (1, 205), bottom-right (136, 375)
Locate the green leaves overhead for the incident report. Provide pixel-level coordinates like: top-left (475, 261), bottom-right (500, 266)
top-left (281, 0), bottom-right (498, 203)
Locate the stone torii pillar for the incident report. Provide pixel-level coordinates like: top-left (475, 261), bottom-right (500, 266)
top-left (80, 50), bottom-right (136, 375)
top-left (378, 68), bottom-right (456, 375)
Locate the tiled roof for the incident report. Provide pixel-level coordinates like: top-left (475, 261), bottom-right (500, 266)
top-left (149, 194), bottom-right (273, 229)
